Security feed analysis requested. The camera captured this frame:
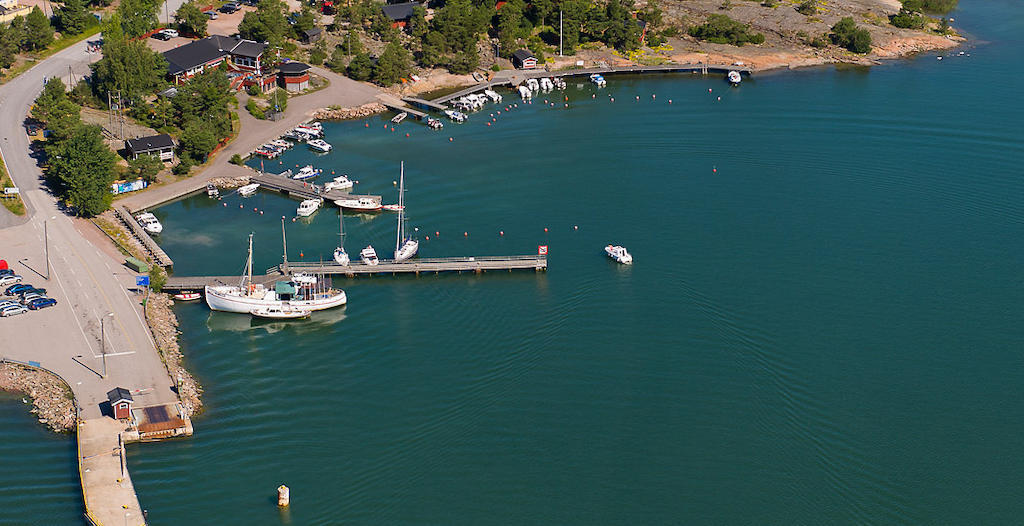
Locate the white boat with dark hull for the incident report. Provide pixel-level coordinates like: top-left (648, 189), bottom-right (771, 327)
top-left (308, 139), bottom-right (332, 153)
top-left (333, 196), bottom-right (382, 212)
top-left (135, 212), bottom-right (162, 234)
top-left (334, 210), bottom-right (349, 266)
top-left (206, 183), bottom-right (219, 198)
top-left (238, 183), bottom-right (260, 197)
top-left (360, 245), bottom-right (379, 266)
top-left (605, 244), bottom-right (633, 264)
top-left (727, 70), bottom-right (742, 85)
top-left (323, 175), bottom-right (354, 192)
top-left (393, 161), bottom-right (419, 261)
top-left (205, 234), bottom-right (346, 314)
top-left (292, 165), bottom-right (322, 180)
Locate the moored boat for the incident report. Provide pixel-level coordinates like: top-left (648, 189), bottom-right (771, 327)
top-left (292, 165), bottom-right (322, 180)
top-left (604, 244), bottom-right (633, 264)
top-left (206, 183), bottom-right (219, 198)
top-left (590, 74), bottom-right (607, 87)
top-left (135, 212), bottom-right (162, 234)
top-left (173, 291), bottom-right (201, 301)
top-left (393, 161), bottom-right (418, 261)
top-left (308, 139), bottom-right (332, 152)
top-left (250, 306), bottom-right (311, 319)
top-left (727, 70), bottom-right (742, 85)
top-left (333, 196), bottom-right (382, 211)
top-left (334, 210), bottom-right (349, 266)
top-left (238, 183), bottom-right (260, 197)
top-left (360, 245), bottom-right (379, 266)
top-left (323, 175), bottom-right (354, 192)
top-left (296, 198), bottom-right (322, 217)
top-left (444, 109), bottom-right (467, 122)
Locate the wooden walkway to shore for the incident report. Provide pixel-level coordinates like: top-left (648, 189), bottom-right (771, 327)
top-left (114, 206), bottom-right (173, 268)
top-left (402, 97), bottom-right (447, 112)
top-left (380, 101), bottom-right (428, 121)
top-left (163, 274), bottom-right (277, 292)
top-left (273, 255), bottom-right (548, 276)
top-left (250, 173), bottom-right (382, 205)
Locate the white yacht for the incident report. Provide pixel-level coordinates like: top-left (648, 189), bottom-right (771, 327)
top-left (334, 210), bottom-right (349, 266)
top-left (604, 245), bottom-right (633, 264)
top-left (323, 175), bottom-right (354, 192)
top-left (292, 165), bottom-right (322, 180)
top-left (308, 139), bottom-right (332, 153)
top-left (727, 70), bottom-right (742, 85)
top-left (238, 183), bottom-right (260, 197)
top-left (444, 109), bottom-right (467, 122)
top-left (250, 306), bottom-right (311, 319)
top-left (360, 245), bottom-right (379, 266)
top-left (295, 122), bottom-right (322, 136)
top-left (484, 89), bottom-right (502, 102)
top-left (205, 234), bottom-right (347, 314)
top-left (135, 212), bottom-right (162, 234)
top-left (334, 196), bottom-right (382, 211)
top-left (393, 161), bottom-right (419, 261)
top-left (296, 198), bottom-right (321, 217)
top-left (590, 74), bottom-right (607, 87)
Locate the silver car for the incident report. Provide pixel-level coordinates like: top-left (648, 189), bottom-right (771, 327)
top-left (20, 292), bottom-right (44, 303)
top-left (0, 304), bottom-right (27, 317)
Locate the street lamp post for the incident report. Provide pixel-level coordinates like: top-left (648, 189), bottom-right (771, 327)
top-left (100, 312), bottom-right (113, 378)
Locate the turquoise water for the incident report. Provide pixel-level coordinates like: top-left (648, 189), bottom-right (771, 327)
top-left (4, 1), bottom-right (1024, 523)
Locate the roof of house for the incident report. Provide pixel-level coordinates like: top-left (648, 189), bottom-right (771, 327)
top-left (126, 134), bottom-right (175, 153)
top-left (303, 27), bottom-right (323, 38)
top-left (106, 387), bottom-right (133, 404)
top-left (162, 35), bottom-right (268, 75)
top-left (381, 2), bottom-right (417, 20)
top-left (512, 49), bottom-right (535, 61)
top-left (278, 61), bottom-right (311, 74)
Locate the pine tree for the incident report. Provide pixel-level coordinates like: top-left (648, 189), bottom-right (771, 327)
top-left (58, 0), bottom-right (89, 35)
top-left (174, 1), bottom-right (207, 37)
top-left (23, 7), bottom-right (53, 51)
top-left (373, 40), bottom-right (410, 86)
top-left (45, 124), bottom-right (117, 217)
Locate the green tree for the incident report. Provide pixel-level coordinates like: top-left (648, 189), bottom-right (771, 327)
top-left (688, 14), bottom-right (764, 46)
top-left (57, 0), bottom-right (90, 35)
top-left (831, 17), bottom-right (872, 53)
top-left (23, 7), bottom-right (53, 51)
top-left (0, 23), bottom-right (19, 68)
top-left (178, 120), bottom-right (217, 163)
top-left (496, 0), bottom-right (526, 58)
top-left (90, 26), bottom-right (167, 104)
top-left (795, 0), bottom-right (815, 15)
top-left (327, 46), bottom-right (345, 72)
top-left (339, 30), bottom-right (363, 56)
top-left (346, 51), bottom-right (374, 81)
top-left (174, 1), bottom-right (207, 37)
top-left (238, 0), bottom-right (288, 46)
top-left (117, 0), bottom-right (159, 38)
top-left (373, 40), bottom-right (410, 86)
top-left (127, 153), bottom-right (163, 183)
top-left (409, 6), bottom-right (428, 39)
top-left (527, 0), bottom-right (555, 26)
top-left (890, 8), bottom-right (926, 29)
top-left (291, 5), bottom-right (316, 36)
top-left (173, 67), bottom-right (232, 141)
top-left (32, 78), bottom-right (82, 143)
top-left (46, 124), bottom-right (117, 217)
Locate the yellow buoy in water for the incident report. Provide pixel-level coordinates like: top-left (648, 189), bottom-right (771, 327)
top-left (278, 485), bottom-right (290, 507)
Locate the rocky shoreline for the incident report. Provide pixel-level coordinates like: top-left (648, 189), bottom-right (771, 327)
top-left (209, 175), bottom-right (251, 189)
top-left (0, 361), bottom-right (76, 432)
top-left (312, 102), bottom-right (386, 121)
top-left (145, 292), bottom-right (203, 417)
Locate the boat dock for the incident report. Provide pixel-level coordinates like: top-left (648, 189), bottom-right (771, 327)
top-left (380, 101), bottom-right (429, 121)
top-left (163, 274), bottom-right (277, 292)
top-left (402, 97), bottom-right (448, 112)
top-left (250, 172), bottom-right (382, 205)
top-left (113, 206), bottom-right (173, 268)
top-left (271, 255), bottom-right (548, 276)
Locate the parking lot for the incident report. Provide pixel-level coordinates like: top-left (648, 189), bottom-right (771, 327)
top-left (0, 263), bottom-right (58, 318)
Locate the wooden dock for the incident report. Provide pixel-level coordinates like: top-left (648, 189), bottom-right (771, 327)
top-left (271, 255), bottom-right (547, 276)
top-left (381, 101), bottom-right (428, 121)
top-left (402, 97), bottom-right (448, 112)
top-left (250, 172), bottom-right (382, 205)
top-left (113, 206), bottom-right (173, 268)
top-left (163, 274), bottom-right (276, 292)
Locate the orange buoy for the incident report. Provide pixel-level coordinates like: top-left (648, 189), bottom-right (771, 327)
top-left (487, 122), bottom-right (491, 126)
top-left (449, 137), bottom-right (454, 142)
top-left (708, 88), bottom-right (712, 93)
top-left (239, 204), bottom-right (243, 208)
top-left (713, 167), bottom-right (717, 173)
top-left (425, 235), bottom-right (429, 240)
top-left (435, 231), bottom-right (439, 236)
top-left (464, 232), bottom-right (468, 237)
top-left (499, 231), bottom-right (504, 236)
top-left (332, 171), bottom-right (335, 174)
top-left (299, 251), bottom-right (303, 257)
top-left (544, 227), bottom-right (548, 232)
top-left (406, 133), bottom-right (410, 137)
top-left (564, 96), bottom-right (568, 102)
top-left (253, 208), bottom-right (257, 212)
top-left (365, 122), bottom-right (369, 127)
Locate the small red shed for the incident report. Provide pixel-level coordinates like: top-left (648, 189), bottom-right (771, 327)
top-left (107, 387), bottom-right (134, 420)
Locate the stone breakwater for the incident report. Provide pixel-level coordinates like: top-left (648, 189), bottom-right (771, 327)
top-left (146, 292), bottom-right (203, 417)
top-left (312, 102), bottom-right (386, 121)
top-left (0, 362), bottom-right (76, 432)
top-left (209, 175), bottom-right (251, 189)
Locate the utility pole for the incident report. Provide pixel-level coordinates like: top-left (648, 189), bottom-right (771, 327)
top-left (559, 10), bottom-right (563, 57)
top-left (100, 312), bottom-right (113, 377)
top-left (43, 217), bottom-right (50, 280)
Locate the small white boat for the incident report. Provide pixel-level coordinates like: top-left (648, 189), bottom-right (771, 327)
top-left (238, 183), bottom-right (260, 197)
top-left (444, 109), bottom-right (466, 123)
top-left (484, 89), bottom-right (502, 102)
top-left (135, 212), bottom-right (162, 234)
top-left (250, 305), bottom-right (311, 319)
top-left (334, 210), bottom-right (349, 266)
top-left (553, 77), bottom-right (567, 89)
top-left (727, 70), bottom-right (742, 85)
top-left (333, 196), bottom-right (382, 211)
top-left (308, 139), bottom-right (332, 153)
top-left (391, 112), bottom-right (407, 124)
top-left (269, 139), bottom-right (292, 149)
top-left (590, 74), bottom-right (607, 87)
top-left (292, 165), bottom-right (322, 180)
top-left (206, 183), bottom-right (219, 198)
top-left (526, 78), bottom-right (540, 91)
top-left (360, 245), bottom-right (379, 266)
top-left (296, 198), bottom-right (322, 217)
top-left (284, 129), bottom-right (313, 142)
top-left (382, 204), bottom-right (404, 212)
top-left (393, 161), bottom-right (419, 262)
top-left (323, 175), bottom-right (354, 192)
top-left (539, 77), bottom-right (554, 90)
top-left (605, 245), bottom-right (633, 264)
top-left (173, 291), bottom-right (201, 301)
top-left (518, 85), bottom-right (532, 100)
top-left (295, 122), bottom-right (322, 135)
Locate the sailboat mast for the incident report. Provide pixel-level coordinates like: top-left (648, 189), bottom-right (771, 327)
top-left (396, 161), bottom-right (405, 253)
top-left (244, 233), bottom-right (253, 288)
top-left (339, 209), bottom-right (345, 244)
top-left (281, 216), bottom-right (289, 274)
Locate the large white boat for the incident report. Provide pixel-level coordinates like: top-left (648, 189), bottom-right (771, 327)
top-left (360, 245), bottom-right (379, 266)
top-left (292, 165), bottom-right (322, 180)
top-left (605, 244), bottom-right (633, 264)
top-left (135, 212), bottom-right (162, 234)
top-left (334, 210), bottom-right (349, 266)
top-left (333, 196), bottom-right (382, 211)
top-left (727, 70), bottom-right (742, 85)
top-left (238, 183), bottom-right (260, 197)
top-left (323, 174), bottom-right (354, 192)
top-left (308, 139), bottom-right (332, 153)
top-left (444, 109), bottom-right (467, 123)
top-left (296, 198), bottom-right (321, 217)
top-left (393, 161), bottom-right (419, 261)
top-left (205, 234), bottom-right (347, 314)
top-left (518, 85), bottom-right (532, 100)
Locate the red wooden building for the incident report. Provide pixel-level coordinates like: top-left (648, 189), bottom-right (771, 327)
top-left (107, 387), bottom-right (133, 420)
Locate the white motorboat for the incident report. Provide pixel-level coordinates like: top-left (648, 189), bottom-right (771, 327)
top-left (360, 245), bottom-right (379, 266)
top-left (590, 74), bottom-right (607, 87)
top-left (284, 129), bottom-right (313, 142)
top-left (295, 122), bottom-right (322, 135)
top-left (605, 244), bottom-right (633, 264)
top-left (292, 165), bottom-right (322, 180)
top-left (238, 183), bottom-right (260, 197)
top-left (323, 175), bottom-right (354, 192)
top-left (444, 109), bottom-right (467, 123)
top-left (727, 70), bottom-right (742, 85)
top-left (553, 77), bottom-right (567, 89)
top-left (382, 204), bottom-right (404, 212)
top-left (484, 89), bottom-right (502, 102)
top-left (296, 198), bottom-right (321, 217)
top-left (333, 210), bottom-right (349, 266)
top-left (206, 183), bottom-right (219, 198)
top-left (205, 234), bottom-right (347, 314)
top-left (539, 77), bottom-right (554, 90)
top-left (173, 291), bottom-right (201, 301)
top-left (518, 85), bottom-right (532, 100)
top-left (391, 112), bottom-right (408, 124)
top-left (308, 139), bottom-right (332, 152)
top-left (333, 196), bottom-right (382, 211)
top-left (269, 139), bottom-right (292, 149)
top-left (135, 212), bottom-right (162, 234)
top-left (426, 117), bottom-right (444, 130)
top-left (393, 161), bottom-right (419, 261)
top-left (526, 78), bottom-right (540, 91)
top-left (250, 305), bottom-right (311, 319)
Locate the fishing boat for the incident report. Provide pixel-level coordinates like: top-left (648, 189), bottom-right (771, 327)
top-left (590, 74), bottom-right (607, 87)
top-left (292, 165), bottom-right (322, 180)
top-left (205, 234), bottom-right (347, 313)
top-left (333, 196), bottom-right (382, 211)
top-left (173, 291), bottom-right (201, 301)
top-left (604, 245), bottom-right (633, 264)
top-left (296, 198), bottom-right (321, 217)
top-left (333, 210), bottom-right (349, 266)
top-left (135, 212), bottom-right (162, 234)
top-left (727, 70), bottom-right (742, 85)
top-left (238, 183), bottom-right (260, 197)
top-left (250, 306), bottom-right (311, 319)
top-left (323, 175), bottom-right (354, 192)
top-left (308, 139), bottom-right (332, 153)
top-left (393, 161), bottom-right (419, 261)
top-left (360, 245), bottom-right (379, 266)
top-left (444, 109), bottom-right (467, 123)
top-left (206, 183), bottom-right (219, 198)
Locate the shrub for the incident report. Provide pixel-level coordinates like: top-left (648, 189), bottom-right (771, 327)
top-left (172, 159), bottom-right (192, 176)
top-left (491, 64), bottom-right (500, 72)
top-left (246, 98), bottom-right (265, 119)
top-left (796, 0), bottom-right (816, 15)
top-left (246, 84), bottom-right (260, 96)
top-left (230, 153), bottom-right (243, 165)
top-left (148, 265), bottom-right (166, 292)
top-left (688, 14), bottom-right (765, 46)
top-left (309, 47), bottom-right (326, 65)
top-left (890, 8), bottom-right (926, 29)
top-left (830, 17), bottom-right (872, 53)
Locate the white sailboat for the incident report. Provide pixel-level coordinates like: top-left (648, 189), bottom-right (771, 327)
top-left (394, 162), bottom-right (418, 261)
top-left (334, 210), bottom-right (349, 266)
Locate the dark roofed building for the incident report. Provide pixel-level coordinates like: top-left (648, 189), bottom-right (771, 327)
top-left (278, 61), bottom-right (311, 92)
top-left (382, 1), bottom-right (418, 27)
top-left (302, 26), bottom-right (323, 44)
top-left (126, 134), bottom-right (175, 162)
top-left (511, 49), bottom-right (537, 70)
top-left (106, 387), bottom-right (134, 420)
top-left (162, 35), bottom-right (269, 84)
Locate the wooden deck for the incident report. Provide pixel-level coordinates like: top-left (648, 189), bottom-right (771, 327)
top-left (381, 101), bottom-right (428, 121)
top-left (250, 172), bottom-right (382, 205)
top-left (163, 274), bottom-right (277, 292)
top-left (272, 255), bottom-right (548, 276)
top-left (113, 206), bottom-right (173, 268)
top-left (402, 97), bottom-right (448, 112)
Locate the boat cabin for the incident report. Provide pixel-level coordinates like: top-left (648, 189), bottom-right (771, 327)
top-left (106, 387), bottom-right (134, 420)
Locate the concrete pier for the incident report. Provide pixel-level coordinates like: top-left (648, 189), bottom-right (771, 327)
top-left (78, 418), bottom-right (146, 526)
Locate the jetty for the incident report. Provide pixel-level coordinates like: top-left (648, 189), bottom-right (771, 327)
top-left (402, 97), bottom-right (448, 112)
top-left (250, 172), bottom-right (382, 205)
top-left (113, 206), bottom-right (173, 268)
top-left (380, 100), bottom-right (428, 121)
top-left (271, 255), bottom-right (547, 276)
top-left (163, 273), bottom-right (277, 292)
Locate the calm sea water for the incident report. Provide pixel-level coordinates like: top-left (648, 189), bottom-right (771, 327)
top-left (4, 2), bottom-right (1024, 523)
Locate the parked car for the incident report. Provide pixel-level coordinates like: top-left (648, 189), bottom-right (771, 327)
top-left (26, 297), bottom-right (57, 310)
top-left (240, 0), bottom-right (257, 6)
top-left (160, 28), bottom-right (179, 38)
top-left (21, 292), bottom-right (45, 303)
top-left (0, 275), bottom-right (22, 287)
top-left (0, 304), bottom-right (28, 316)
top-left (0, 268), bottom-right (14, 276)
top-left (204, 10), bottom-right (218, 18)
top-left (152, 31), bottom-right (171, 40)
top-left (0, 300), bottom-right (20, 309)
top-left (17, 287), bottom-right (46, 297)
top-left (6, 283), bottom-right (34, 295)
top-left (218, 2), bottom-right (239, 13)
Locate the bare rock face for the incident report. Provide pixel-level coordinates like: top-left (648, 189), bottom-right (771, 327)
top-left (313, 102), bottom-right (387, 121)
top-left (0, 363), bottom-right (77, 432)
top-left (210, 176), bottom-right (251, 189)
top-left (145, 293), bottom-right (203, 417)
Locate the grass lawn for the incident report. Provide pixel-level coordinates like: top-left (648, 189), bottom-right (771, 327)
top-left (0, 152), bottom-right (26, 216)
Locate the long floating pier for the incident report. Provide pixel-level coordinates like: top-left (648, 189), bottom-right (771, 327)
top-left (114, 206), bottom-right (174, 268)
top-left (274, 255), bottom-right (547, 276)
top-left (402, 97), bottom-right (448, 112)
top-left (380, 101), bottom-right (428, 121)
top-left (250, 172), bottom-right (382, 205)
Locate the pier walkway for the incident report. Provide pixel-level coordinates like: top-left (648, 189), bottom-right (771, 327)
top-left (250, 172), bottom-right (382, 205)
top-left (79, 418), bottom-right (146, 526)
top-left (402, 97), bottom-right (448, 112)
top-left (272, 255), bottom-right (548, 276)
top-left (113, 206), bottom-right (173, 268)
top-left (163, 274), bottom-right (276, 292)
